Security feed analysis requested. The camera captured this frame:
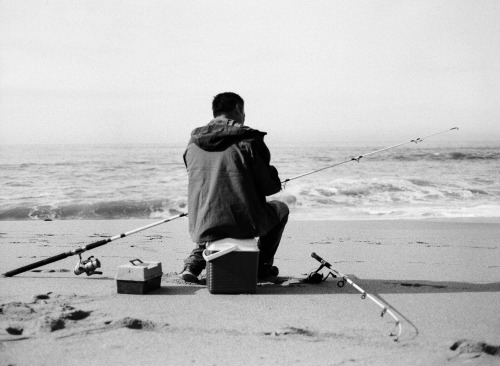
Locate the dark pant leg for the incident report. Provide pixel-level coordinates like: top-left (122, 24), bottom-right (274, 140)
top-left (183, 243), bottom-right (207, 276)
top-left (258, 201), bottom-right (289, 273)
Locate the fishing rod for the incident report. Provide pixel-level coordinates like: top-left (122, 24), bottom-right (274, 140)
top-left (307, 252), bottom-right (403, 341)
top-left (3, 127), bottom-right (459, 277)
top-left (281, 127), bottom-right (459, 186)
top-left (2, 213), bottom-right (187, 277)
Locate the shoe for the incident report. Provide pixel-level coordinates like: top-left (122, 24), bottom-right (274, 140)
top-left (178, 267), bottom-right (199, 283)
top-left (258, 266), bottom-right (279, 280)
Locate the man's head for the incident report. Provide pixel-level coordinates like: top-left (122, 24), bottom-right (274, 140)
top-left (212, 92), bottom-right (245, 123)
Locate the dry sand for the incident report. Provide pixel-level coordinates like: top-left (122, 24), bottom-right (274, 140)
top-left (1, 218), bottom-right (499, 365)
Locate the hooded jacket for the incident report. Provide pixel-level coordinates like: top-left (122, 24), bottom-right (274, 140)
top-left (183, 117), bottom-right (282, 243)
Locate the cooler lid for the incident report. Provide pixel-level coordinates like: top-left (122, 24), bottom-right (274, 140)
top-left (115, 259), bottom-right (162, 281)
top-left (207, 238), bottom-right (259, 252)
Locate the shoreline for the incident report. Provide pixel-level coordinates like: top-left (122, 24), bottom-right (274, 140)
top-left (1, 215), bottom-right (500, 223)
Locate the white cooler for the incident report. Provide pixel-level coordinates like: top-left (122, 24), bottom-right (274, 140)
top-left (203, 238), bottom-right (259, 294)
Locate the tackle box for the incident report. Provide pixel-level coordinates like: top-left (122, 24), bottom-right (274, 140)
top-left (203, 238), bottom-right (259, 294)
top-left (116, 259), bottom-right (162, 294)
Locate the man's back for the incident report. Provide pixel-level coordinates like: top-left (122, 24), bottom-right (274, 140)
top-left (184, 117), bottom-right (282, 243)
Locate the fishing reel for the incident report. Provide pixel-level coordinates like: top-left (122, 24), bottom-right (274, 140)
top-left (74, 254), bottom-right (102, 276)
top-left (305, 263), bottom-right (345, 287)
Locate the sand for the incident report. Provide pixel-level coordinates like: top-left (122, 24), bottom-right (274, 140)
top-left (1, 218), bottom-right (499, 365)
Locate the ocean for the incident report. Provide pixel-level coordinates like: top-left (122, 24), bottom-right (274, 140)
top-left (1, 140), bottom-right (499, 221)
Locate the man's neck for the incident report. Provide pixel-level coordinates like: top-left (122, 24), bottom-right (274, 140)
top-left (215, 114), bottom-right (243, 125)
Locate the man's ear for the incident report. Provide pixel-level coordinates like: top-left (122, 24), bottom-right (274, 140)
top-left (239, 103), bottom-right (247, 113)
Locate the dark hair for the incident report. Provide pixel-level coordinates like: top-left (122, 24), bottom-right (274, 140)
top-left (212, 92), bottom-right (244, 117)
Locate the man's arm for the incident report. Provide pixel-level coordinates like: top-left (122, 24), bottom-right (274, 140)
top-left (247, 139), bottom-right (282, 196)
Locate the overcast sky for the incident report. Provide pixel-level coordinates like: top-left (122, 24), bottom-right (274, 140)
top-left (1, 0), bottom-right (499, 145)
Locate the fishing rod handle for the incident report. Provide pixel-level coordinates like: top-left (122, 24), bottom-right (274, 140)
top-left (2, 252), bottom-right (69, 277)
top-left (2, 238), bottom-right (109, 277)
top-left (311, 252), bottom-right (332, 269)
top-left (85, 238), bottom-right (112, 250)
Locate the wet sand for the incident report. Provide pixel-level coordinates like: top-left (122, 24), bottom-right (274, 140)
top-left (1, 218), bottom-right (499, 365)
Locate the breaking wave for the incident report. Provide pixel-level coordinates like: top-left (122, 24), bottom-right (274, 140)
top-left (391, 151), bottom-right (500, 161)
top-left (0, 199), bottom-right (187, 221)
top-left (1, 142), bottom-right (499, 221)
top-left (271, 176), bottom-right (500, 219)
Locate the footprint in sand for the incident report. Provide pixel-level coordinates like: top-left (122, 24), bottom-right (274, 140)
top-left (37, 315), bottom-right (66, 332)
top-left (108, 317), bottom-right (157, 330)
top-left (6, 325), bottom-right (24, 335)
top-left (146, 234), bottom-right (163, 240)
top-left (264, 326), bottom-right (316, 337)
top-left (64, 310), bottom-right (91, 321)
top-left (400, 282), bottom-right (447, 289)
top-left (450, 339), bottom-right (500, 359)
top-left (37, 309), bottom-right (92, 332)
top-left (2, 293), bottom-right (163, 342)
top-left (1, 293), bottom-right (92, 337)
top-left (34, 293), bottom-right (51, 300)
top-left (30, 269), bottom-right (71, 273)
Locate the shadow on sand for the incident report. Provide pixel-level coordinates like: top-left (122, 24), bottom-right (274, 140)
top-left (10, 271), bottom-right (499, 296)
top-left (257, 276), bottom-right (500, 295)
top-left (154, 274), bottom-right (500, 296)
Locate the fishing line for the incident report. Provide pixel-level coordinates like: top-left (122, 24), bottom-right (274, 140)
top-left (281, 127), bottom-right (459, 187)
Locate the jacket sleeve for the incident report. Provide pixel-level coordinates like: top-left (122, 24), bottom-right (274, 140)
top-left (246, 139), bottom-right (282, 196)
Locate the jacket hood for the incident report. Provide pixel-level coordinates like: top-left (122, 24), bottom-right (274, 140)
top-left (190, 118), bottom-right (267, 151)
